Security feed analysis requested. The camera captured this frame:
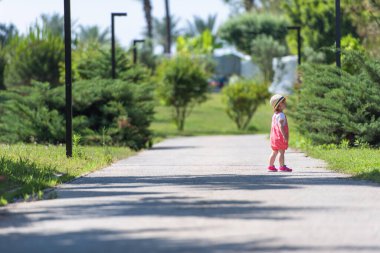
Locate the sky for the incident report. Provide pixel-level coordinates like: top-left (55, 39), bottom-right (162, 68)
top-left (0, 0), bottom-right (231, 47)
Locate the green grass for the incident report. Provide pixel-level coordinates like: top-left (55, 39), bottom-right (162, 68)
top-left (290, 132), bottom-right (380, 184)
top-left (0, 144), bottom-right (134, 205)
top-left (151, 93), bottom-right (273, 138)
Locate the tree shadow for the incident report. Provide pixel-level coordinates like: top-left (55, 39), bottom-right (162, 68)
top-left (1, 172), bottom-right (379, 252)
top-left (1, 228), bottom-right (379, 253)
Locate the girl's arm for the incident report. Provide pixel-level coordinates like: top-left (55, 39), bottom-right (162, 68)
top-left (278, 119), bottom-right (288, 141)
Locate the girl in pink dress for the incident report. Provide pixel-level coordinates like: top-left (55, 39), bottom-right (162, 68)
top-left (268, 94), bottom-right (292, 172)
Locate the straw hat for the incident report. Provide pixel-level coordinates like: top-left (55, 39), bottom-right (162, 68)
top-left (270, 94), bottom-right (285, 110)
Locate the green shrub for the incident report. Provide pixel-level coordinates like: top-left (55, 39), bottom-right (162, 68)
top-left (49, 77), bottom-right (155, 149)
top-left (5, 26), bottom-right (64, 87)
top-left (0, 69), bottom-right (155, 150)
top-left (0, 82), bottom-right (65, 143)
top-left (0, 47), bottom-right (6, 90)
top-left (156, 55), bottom-right (210, 131)
top-left (59, 42), bottom-right (131, 82)
top-left (222, 79), bottom-right (269, 130)
top-left (291, 52), bottom-right (380, 146)
top-left (219, 13), bottom-right (288, 55)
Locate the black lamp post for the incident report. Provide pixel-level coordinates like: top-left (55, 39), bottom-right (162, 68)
top-left (64, 0), bottom-right (72, 157)
top-left (133, 39), bottom-right (145, 64)
top-left (287, 26), bottom-right (301, 65)
top-left (111, 12), bottom-right (127, 79)
top-left (335, 0), bottom-right (341, 68)
top-left (164, 0), bottom-right (171, 55)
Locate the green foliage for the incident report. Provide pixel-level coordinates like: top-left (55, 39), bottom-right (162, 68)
top-left (49, 77), bottom-right (155, 149)
top-left (218, 12), bottom-right (288, 55)
top-left (153, 15), bottom-right (181, 53)
top-left (40, 13), bottom-right (65, 38)
top-left (291, 52), bottom-right (380, 146)
top-left (0, 82), bottom-right (65, 143)
top-left (77, 25), bottom-right (110, 45)
top-left (156, 55), bottom-right (210, 131)
top-left (60, 43), bottom-right (130, 82)
top-left (5, 25), bottom-right (64, 87)
top-left (177, 30), bottom-right (221, 55)
top-left (0, 23), bottom-right (18, 47)
top-left (282, 0), bottom-right (359, 63)
top-left (185, 14), bottom-right (218, 36)
top-left (0, 69), bottom-right (155, 149)
top-left (251, 35), bottom-right (287, 82)
top-left (0, 47), bottom-right (6, 90)
top-left (222, 79), bottom-right (269, 130)
top-left (341, 35), bottom-right (366, 74)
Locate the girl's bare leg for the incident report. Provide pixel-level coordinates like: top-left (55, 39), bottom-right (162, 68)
top-left (279, 150), bottom-right (285, 167)
top-left (269, 150), bottom-right (279, 166)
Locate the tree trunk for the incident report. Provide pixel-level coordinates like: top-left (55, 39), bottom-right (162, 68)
top-left (164, 0), bottom-right (171, 55)
top-left (143, 0), bottom-right (153, 40)
top-left (244, 0), bottom-right (254, 12)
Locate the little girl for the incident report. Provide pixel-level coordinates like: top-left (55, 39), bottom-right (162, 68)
top-left (268, 94), bottom-right (292, 172)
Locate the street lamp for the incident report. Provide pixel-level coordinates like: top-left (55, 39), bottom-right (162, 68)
top-left (164, 0), bottom-right (171, 55)
top-left (64, 0), bottom-right (72, 157)
top-left (111, 12), bottom-right (127, 79)
top-left (335, 0), bottom-right (341, 68)
top-left (133, 39), bottom-right (145, 64)
top-left (287, 26), bottom-right (301, 65)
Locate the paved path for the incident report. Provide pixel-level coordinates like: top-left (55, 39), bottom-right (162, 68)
top-left (1, 135), bottom-right (379, 253)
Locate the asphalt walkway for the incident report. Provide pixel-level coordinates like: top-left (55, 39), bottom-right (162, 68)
top-left (1, 135), bottom-right (379, 253)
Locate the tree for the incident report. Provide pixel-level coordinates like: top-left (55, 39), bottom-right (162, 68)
top-left (218, 12), bottom-right (288, 55)
top-left (136, 0), bottom-right (153, 41)
top-left (40, 13), bottom-right (65, 38)
top-left (156, 56), bottom-right (210, 131)
top-left (0, 23), bottom-right (18, 90)
top-left (0, 23), bottom-right (18, 47)
top-left (251, 35), bottom-right (287, 83)
top-left (186, 14), bottom-right (218, 36)
top-left (222, 0), bottom-right (283, 13)
top-left (344, 0), bottom-right (380, 57)
top-left (282, 0), bottom-right (359, 63)
top-left (223, 0), bottom-right (256, 12)
top-left (77, 25), bottom-right (109, 45)
top-left (0, 48), bottom-right (6, 90)
top-left (143, 0), bottom-right (153, 39)
top-left (153, 15), bottom-right (181, 53)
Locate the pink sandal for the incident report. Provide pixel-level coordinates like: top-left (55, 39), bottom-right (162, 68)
top-left (279, 165), bottom-right (292, 172)
top-left (268, 166), bottom-right (278, 172)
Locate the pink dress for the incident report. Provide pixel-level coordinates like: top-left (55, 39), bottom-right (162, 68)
top-left (270, 112), bottom-right (289, 150)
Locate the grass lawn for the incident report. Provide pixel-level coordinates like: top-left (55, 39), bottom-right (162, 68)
top-left (151, 92), bottom-right (273, 138)
top-left (290, 133), bottom-right (380, 184)
top-left (0, 144), bottom-right (134, 206)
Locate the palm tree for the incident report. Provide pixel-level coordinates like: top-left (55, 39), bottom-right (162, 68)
top-left (77, 25), bottom-right (110, 45)
top-left (153, 15), bottom-right (181, 53)
top-left (164, 0), bottom-right (171, 54)
top-left (186, 14), bottom-right (218, 36)
top-left (0, 23), bottom-right (18, 46)
top-left (143, 0), bottom-right (153, 39)
top-left (223, 0), bottom-right (255, 12)
top-left (40, 13), bottom-right (65, 38)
